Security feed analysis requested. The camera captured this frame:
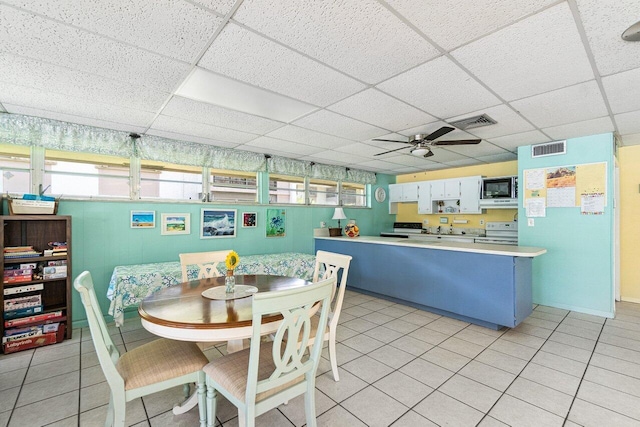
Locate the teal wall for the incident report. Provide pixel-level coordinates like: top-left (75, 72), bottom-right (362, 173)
top-left (518, 134), bottom-right (615, 317)
top-left (23, 173), bottom-right (395, 325)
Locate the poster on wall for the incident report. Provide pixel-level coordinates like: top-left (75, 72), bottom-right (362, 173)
top-left (266, 209), bottom-right (286, 238)
top-left (200, 209), bottom-right (237, 238)
top-left (242, 212), bottom-right (257, 228)
top-left (161, 213), bottom-right (190, 235)
top-left (131, 211), bottom-right (155, 228)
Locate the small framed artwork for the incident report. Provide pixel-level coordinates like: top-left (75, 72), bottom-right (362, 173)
top-left (131, 210), bottom-right (155, 228)
top-left (201, 208), bottom-right (237, 239)
top-left (266, 208), bottom-right (286, 238)
top-left (161, 213), bottom-right (190, 235)
top-left (242, 212), bottom-right (257, 228)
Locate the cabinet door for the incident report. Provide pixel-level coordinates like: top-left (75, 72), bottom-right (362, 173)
top-left (388, 184), bottom-right (403, 202)
top-left (417, 182), bottom-right (432, 214)
top-left (402, 182), bottom-right (419, 202)
top-left (430, 181), bottom-right (445, 199)
top-left (460, 177), bottom-right (481, 214)
top-left (444, 179), bottom-right (461, 199)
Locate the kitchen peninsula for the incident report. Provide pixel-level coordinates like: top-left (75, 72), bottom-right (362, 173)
top-left (315, 236), bottom-right (546, 329)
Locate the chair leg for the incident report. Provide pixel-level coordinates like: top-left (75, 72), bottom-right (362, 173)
top-left (304, 384), bottom-right (318, 427)
top-left (111, 395), bottom-right (127, 427)
top-left (104, 394), bottom-right (114, 427)
top-left (328, 331), bottom-right (340, 381)
top-left (183, 383), bottom-right (191, 399)
top-left (197, 372), bottom-right (206, 427)
top-left (206, 382), bottom-right (217, 427)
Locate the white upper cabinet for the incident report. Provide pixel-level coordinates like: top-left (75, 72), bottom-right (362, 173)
top-left (459, 176), bottom-right (482, 214)
top-left (417, 182), bottom-right (432, 214)
top-left (389, 183), bottom-right (419, 202)
top-left (431, 179), bottom-right (460, 200)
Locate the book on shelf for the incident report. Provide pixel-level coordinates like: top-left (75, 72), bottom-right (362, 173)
top-left (2, 328), bottom-right (43, 344)
top-left (46, 260), bottom-right (67, 267)
top-left (43, 265), bottom-right (67, 280)
top-left (3, 305), bottom-right (43, 320)
top-left (4, 324), bottom-right (44, 336)
top-left (3, 275), bottom-right (32, 284)
top-left (4, 294), bottom-right (42, 311)
top-left (4, 252), bottom-right (42, 259)
top-left (4, 246), bottom-right (35, 253)
top-left (4, 310), bottom-right (64, 328)
top-left (3, 332), bottom-right (58, 353)
top-left (3, 283), bottom-right (44, 296)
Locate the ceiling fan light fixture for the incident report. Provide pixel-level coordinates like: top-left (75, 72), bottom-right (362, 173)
top-left (411, 146), bottom-right (430, 156)
top-left (622, 20), bottom-right (640, 41)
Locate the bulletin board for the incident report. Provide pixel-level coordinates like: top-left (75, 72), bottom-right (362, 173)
top-left (523, 162), bottom-right (607, 217)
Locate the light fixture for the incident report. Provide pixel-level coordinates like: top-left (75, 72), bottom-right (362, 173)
top-left (622, 20), bottom-right (640, 41)
top-left (410, 144), bottom-right (430, 157)
top-left (332, 207), bottom-right (347, 229)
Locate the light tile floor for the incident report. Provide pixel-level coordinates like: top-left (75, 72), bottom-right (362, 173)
top-left (2, 291), bottom-right (640, 426)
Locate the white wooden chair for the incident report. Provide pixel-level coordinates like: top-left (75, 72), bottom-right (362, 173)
top-left (308, 250), bottom-right (352, 381)
top-left (74, 271), bottom-right (209, 427)
top-left (179, 250), bottom-right (230, 282)
top-left (203, 276), bottom-right (335, 427)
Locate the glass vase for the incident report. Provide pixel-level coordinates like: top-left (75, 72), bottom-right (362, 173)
top-left (225, 270), bottom-right (236, 293)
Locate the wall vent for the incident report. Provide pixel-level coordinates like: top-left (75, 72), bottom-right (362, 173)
top-left (447, 114), bottom-right (497, 130)
top-left (532, 140), bottom-right (566, 157)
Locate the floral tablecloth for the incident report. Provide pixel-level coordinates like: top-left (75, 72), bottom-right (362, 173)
top-left (107, 252), bottom-right (317, 326)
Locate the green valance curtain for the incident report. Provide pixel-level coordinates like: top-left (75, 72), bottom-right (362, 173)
top-left (0, 113), bottom-right (376, 184)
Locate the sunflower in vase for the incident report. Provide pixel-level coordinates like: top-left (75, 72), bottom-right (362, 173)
top-left (225, 250), bottom-right (240, 276)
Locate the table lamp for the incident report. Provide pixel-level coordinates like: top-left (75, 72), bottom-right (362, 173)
top-left (330, 207), bottom-right (347, 236)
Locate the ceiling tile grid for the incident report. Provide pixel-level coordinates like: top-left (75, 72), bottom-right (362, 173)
top-left (232, 0), bottom-right (440, 83)
top-left (198, 23), bottom-right (366, 107)
top-left (451, 2), bottom-right (594, 101)
top-left (1, 0), bottom-right (639, 174)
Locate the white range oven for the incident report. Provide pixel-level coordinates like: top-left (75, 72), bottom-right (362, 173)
top-left (475, 221), bottom-right (518, 245)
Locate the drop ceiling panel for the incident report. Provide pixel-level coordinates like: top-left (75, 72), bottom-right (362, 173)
top-left (448, 104), bottom-right (535, 139)
top-left (333, 143), bottom-right (386, 158)
top-left (418, 149), bottom-right (470, 163)
top-left (0, 53), bottom-right (169, 112)
top-left (163, 97), bottom-right (284, 134)
top-left (265, 125), bottom-right (355, 150)
top-left (327, 89), bottom-right (435, 131)
top-left (4, 104), bottom-right (148, 134)
top-left (232, 0), bottom-right (439, 83)
top-left (400, 121), bottom-right (477, 140)
top-left (621, 132), bottom-right (640, 146)
top-left (615, 110), bottom-right (640, 135)
top-left (150, 115), bottom-right (258, 144)
top-left (378, 56), bottom-right (501, 119)
top-left (146, 128), bottom-right (238, 149)
top-left (443, 158), bottom-right (486, 167)
top-left (441, 142), bottom-right (510, 157)
top-left (575, 0), bottom-right (640, 76)
top-left (452, 3), bottom-right (594, 101)
top-left (510, 81), bottom-right (608, 129)
top-left (488, 130), bottom-right (550, 151)
top-left (384, 153), bottom-right (444, 168)
top-left (0, 83), bottom-right (156, 128)
top-left (301, 153), bottom-right (350, 166)
top-left (2, 0), bottom-right (223, 62)
top-left (386, 0), bottom-right (557, 50)
top-left (602, 68), bottom-right (640, 114)
top-left (190, 0), bottom-right (238, 16)
top-left (293, 110), bottom-right (387, 141)
top-left (0, 6), bottom-right (190, 92)
top-left (199, 24), bottom-right (366, 107)
top-left (351, 158), bottom-right (409, 170)
top-left (475, 152), bottom-right (518, 163)
top-left (238, 145), bottom-right (294, 158)
top-left (543, 116), bottom-right (615, 140)
top-left (243, 136), bottom-right (322, 156)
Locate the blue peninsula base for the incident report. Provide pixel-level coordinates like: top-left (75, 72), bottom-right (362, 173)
top-left (316, 239), bottom-right (534, 330)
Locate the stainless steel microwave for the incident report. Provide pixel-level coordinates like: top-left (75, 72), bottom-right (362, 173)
top-left (482, 176), bottom-right (517, 199)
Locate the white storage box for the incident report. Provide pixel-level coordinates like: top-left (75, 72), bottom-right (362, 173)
top-left (8, 199), bottom-right (58, 215)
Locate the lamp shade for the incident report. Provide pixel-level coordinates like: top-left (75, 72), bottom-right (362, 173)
top-left (411, 147), bottom-right (429, 156)
top-left (332, 207), bottom-right (347, 220)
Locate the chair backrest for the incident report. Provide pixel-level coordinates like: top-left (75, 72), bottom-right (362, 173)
top-left (74, 271), bottom-right (125, 390)
top-left (313, 250), bottom-right (352, 323)
top-left (246, 277), bottom-right (335, 404)
top-left (179, 250), bottom-right (230, 282)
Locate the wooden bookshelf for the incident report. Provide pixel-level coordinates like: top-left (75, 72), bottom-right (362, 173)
top-left (1, 215), bottom-right (72, 353)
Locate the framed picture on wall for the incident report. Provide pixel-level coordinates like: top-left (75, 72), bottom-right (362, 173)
top-left (242, 212), bottom-right (257, 228)
top-left (131, 210), bottom-right (155, 228)
top-left (161, 213), bottom-right (190, 235)
top-left (266, 209), bottom-right (285, 238)
top-left (200, 209), bottom-right (237, 238)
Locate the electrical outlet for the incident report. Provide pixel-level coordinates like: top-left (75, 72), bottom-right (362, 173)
top-left (480, 219), bottom-right (485, 225)
top-left (528, 218), bottom-right (534, 227)
top-left (440, 217), bottom-right (448, 224)
top-left (422, 219), bottom-right (429, 225)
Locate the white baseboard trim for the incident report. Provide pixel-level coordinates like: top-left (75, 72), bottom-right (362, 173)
top-left (533, 300), bottom-right (614, 319)
top-left (620, 296), bottom-right (640, 304)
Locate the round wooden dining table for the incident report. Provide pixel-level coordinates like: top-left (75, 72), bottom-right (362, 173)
top-left (138, 274), bottom-right (312, 415)
top-left (138, 274), bottom-right (311, 348)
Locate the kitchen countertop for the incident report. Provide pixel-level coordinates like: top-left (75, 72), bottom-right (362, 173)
top-left (315, 235), bottom-right (546, 257)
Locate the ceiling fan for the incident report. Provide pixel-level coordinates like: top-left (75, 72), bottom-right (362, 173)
top-left (372, 126), bottom-right (481, 158)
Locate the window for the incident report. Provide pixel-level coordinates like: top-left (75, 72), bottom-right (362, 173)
top-left (0, 144), bottom-right (30, 194)
top-left (269, 174), bottom-right (305, 204)
top-left (140, 160), bottom-right (202, 201)
top-left (209, 169), bottom-right (257, 203)
top-left (309, 178), bottom-right (338, 206)
top-left (341, 182), bottom-right (367, 207)
top-left (44, 150), bottom-right (130, 198)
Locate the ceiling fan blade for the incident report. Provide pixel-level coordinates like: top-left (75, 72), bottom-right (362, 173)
top-left (371, 138), bottom-right (409, 143)
top-left (374, 146), bottom-right (409, 156)
top-left (424, 126), bottom-right (455, 141)
top-left (431, 139), bottom-right (481, 146)
top-left (424, 150), bottom-right (435, 158)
